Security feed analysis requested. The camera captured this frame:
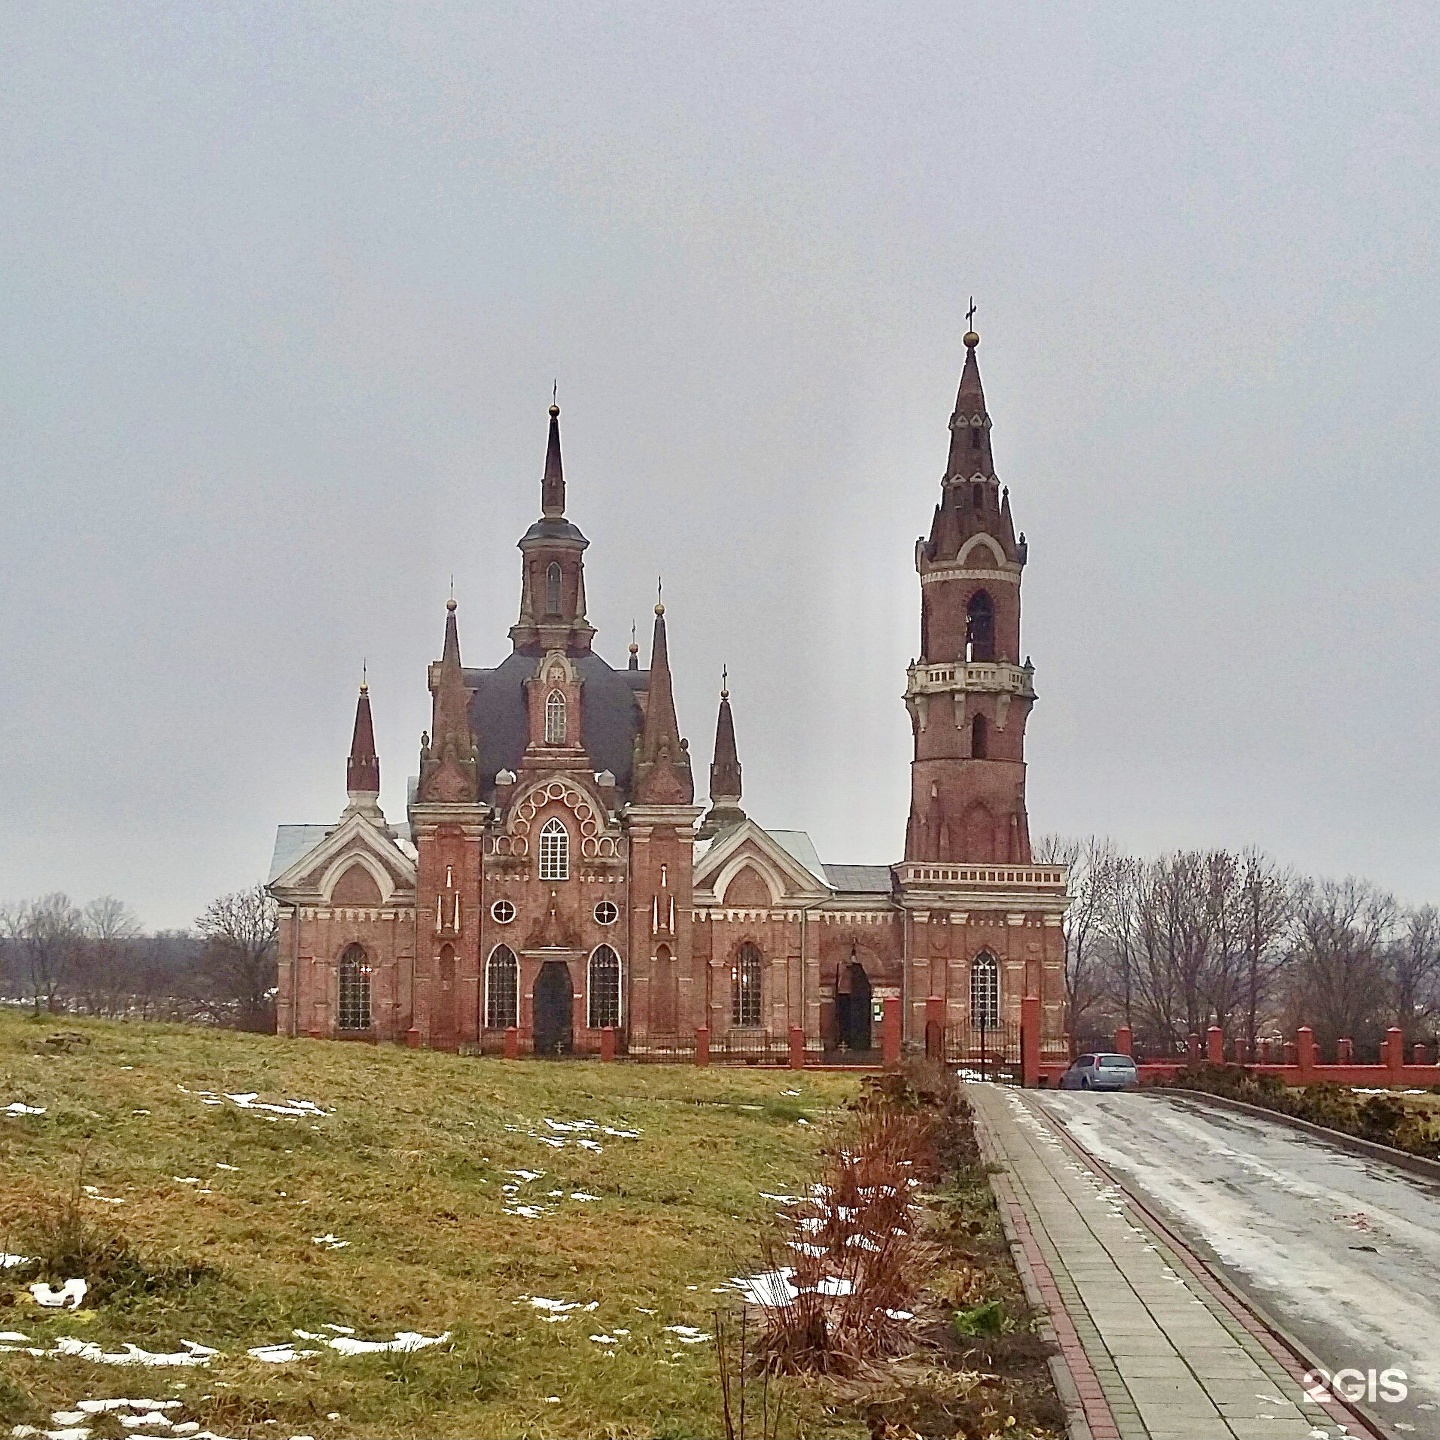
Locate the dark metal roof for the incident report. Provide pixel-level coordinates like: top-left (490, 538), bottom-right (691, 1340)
top-left (519, 516), bottom-right (588, 544)
top-left (822, 864), bottom-right (894, 895)
top-left (466, 650), bottom-right (648, 799)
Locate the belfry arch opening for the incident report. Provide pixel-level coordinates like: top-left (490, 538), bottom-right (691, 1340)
top-left (971, 712), bottom-right (988, 759)
top-left (965, 590), bottom-right (994, 662)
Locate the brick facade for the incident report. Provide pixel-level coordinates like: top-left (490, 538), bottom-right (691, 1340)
top-left (269, 334), bottom-right (1069, 1059)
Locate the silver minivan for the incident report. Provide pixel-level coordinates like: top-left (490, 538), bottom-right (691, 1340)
top-left (1059, 1053), bottom-right (1139, 1091)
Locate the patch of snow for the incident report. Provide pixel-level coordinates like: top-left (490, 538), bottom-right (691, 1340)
top-left (31, 1279), bottom-right (88, 1310)
top-left (5, 1102), bottom-right (46, 1116)
top-left (796, 1118), bottom-right (810, 1126)
top-left (570, 1192), bottom-right (601, 1202)
top-left (83, 1186), bottom-right (125, 1205)
top-left (291, 1327), bottom-right (449, 1356)
top-left (214, 1164), bottom-right (238, 1172)
top-left (50, 1337), bottom-right (218, 1367)
top-left (310, 1234), bottom-right (348, 1250)
top-left (576, 1138), bottom-right (603, 1152)
top-left (72, 1402), bottom-right (181, 1415)
top-left (814, 1275), bottom-right (854, 1297)
top-left (508, 1169), bottom-right (545, 1183)
top-left (246, 1343), bottom-right (318, 1363)
top-left (883, 1308), bottom-right (914, 1321)
top-left (589, 1334), bottom-right (617, 1344)
top-left (759, 1192), bottom-right (800, 1205)
top-left (2, 1254), bottom-right (32, 1268)
top-left (663, 1325), bottom-right (711, 1343)
top-left (504, 1204), bottom-right (545, 1219)
top-left (172, 1177), bottom-right (202, 1185)
top-left (728, 1268), bottom-right (799, 1307)
top-left (119, 1416), bottom-right (173, 1430)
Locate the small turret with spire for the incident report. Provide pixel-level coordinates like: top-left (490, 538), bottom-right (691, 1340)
top-left (698, 668), bottom-right (745, 838)
top-left (510, 397), bottom-right (596, 655)
top-left (631, 584), bottom-right (694, 806)
top-left (346, 667), bottom-right (381, 800)
top-left (418, 597), bottom-right (479, 804)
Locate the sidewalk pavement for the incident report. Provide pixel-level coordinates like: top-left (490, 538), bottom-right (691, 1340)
top-left (969, 1084), bottom-right (1365, 1440)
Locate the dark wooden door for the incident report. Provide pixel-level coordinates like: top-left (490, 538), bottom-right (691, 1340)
top-left (533, 961), bottom-right (573, 1056)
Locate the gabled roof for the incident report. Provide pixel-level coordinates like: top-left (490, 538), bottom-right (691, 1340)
top-left (269, 825), bottom-right (333, 883)
top-left (267, 811), bottom-right (417, 901)
top-left (767, 830), bottom-right (828, 887)
top-left (693, 819), bottom-right (832, 901)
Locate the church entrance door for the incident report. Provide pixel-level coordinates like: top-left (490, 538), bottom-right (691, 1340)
top-left (533, 960), bottom-right (573, 1056)
top-left (835, 962), bottom-right (873, 1053)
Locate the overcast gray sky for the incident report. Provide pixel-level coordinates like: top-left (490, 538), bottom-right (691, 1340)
top-left (2, 3), bottom-right (1436, 930)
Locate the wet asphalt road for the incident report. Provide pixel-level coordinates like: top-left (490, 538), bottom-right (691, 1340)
top-left (1032, 1089), bottom-right (1440, 1437)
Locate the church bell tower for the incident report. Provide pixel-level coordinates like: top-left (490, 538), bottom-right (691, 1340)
top-left (905, 325), bottom-right (1035, 864)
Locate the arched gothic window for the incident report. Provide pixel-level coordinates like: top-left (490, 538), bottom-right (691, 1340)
top-left (539, 816), bottom-right (569, 881)
top-left (588, 945), bottom-right (621, 1029)
top-left (486, 945), bottom-right (518, 1029)
top-left (337, 944), bottom-right (371, 1031)
top-left (546, 562), bottom-right (562, 615)
top-left (971, 712), bottom-right (988, 760)
top-left (965, 590), bottom-right (995, 662)
top-left (971, 951), bottom-right (1000, 1030)
top-left (545, 689), bottom-right (567, 745)
top-left (732, 942), bottom-right (763, 1028)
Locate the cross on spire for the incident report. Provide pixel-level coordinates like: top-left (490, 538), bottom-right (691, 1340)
top-left (966, 296), bottom-right (977, 329)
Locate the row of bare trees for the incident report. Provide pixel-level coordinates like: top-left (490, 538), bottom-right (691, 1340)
top-left (1037, 836), bottom-right (1440, 1057)
top-left (0, 884), bottom-right (278, 1031)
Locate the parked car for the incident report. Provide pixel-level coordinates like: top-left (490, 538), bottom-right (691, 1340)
top-left (1059, 1053), bottom-right (1139, 1091)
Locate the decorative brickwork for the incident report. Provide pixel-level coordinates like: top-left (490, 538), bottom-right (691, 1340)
top-left (271, 338), bottom-right (1069, 1060)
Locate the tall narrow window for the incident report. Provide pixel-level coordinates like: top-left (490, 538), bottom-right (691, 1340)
top-left (965, 590), bottom-right (995, 662)
top-left (539, 816), bottom-right (569, 881)
top-left (971, 951), bottom-right (1000, 1030)
top-left (545, 689), bottom-right (567, 745)
top-left (486, 945), bottom-right (519, 1029)
top-left (971, 712), bottom-right (988, 760)
top-left (971, 426), bottom-right (981, 450)
top-left (732, 942), bottom-right (763, 1028)
top-left (546, 562), bottom-right (562, 615)
top-left (337, 944), bottom-right (371, 1031)
top-left (588, 945), bottom-right (621, 1028)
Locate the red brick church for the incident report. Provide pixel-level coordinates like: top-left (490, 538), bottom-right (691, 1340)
top-left (267, 329), bottom-right (1069, 1059)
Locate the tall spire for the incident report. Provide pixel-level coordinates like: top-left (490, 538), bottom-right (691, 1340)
top-left (418, 597), bottom-right (479, 804)
top-left (346, 672), bottom-right (380, 798)
top-left (542, 398), bottom-right (565, 517)
top-left (945, 327), bottom-right (995, 480)
top-left (698, 669), bottom-right (744, 838)
top-left (631, 594), bottom-right (693, 805)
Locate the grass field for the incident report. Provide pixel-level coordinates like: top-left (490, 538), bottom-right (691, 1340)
top-left (0, 1011), bottom-right (866, 1439)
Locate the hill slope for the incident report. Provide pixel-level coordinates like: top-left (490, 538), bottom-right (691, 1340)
top-left (0, 1012), bottom-right (862, 1438)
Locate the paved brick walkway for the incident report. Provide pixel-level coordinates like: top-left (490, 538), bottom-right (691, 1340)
top-left (970, 1084), bottom-right (1368, 1440)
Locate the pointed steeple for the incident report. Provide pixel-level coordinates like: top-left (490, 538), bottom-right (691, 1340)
top-left (698, 669), bottom-right (744, 838)
top-left (632, 591), bottom-right (694, 806)
top-left (945, 328), bottom-right (995, 479)
top-left (418, 597), bottom-right (479, 804)
top-left (542, 400), bottom-right (565, 517)
top-left (346, 671), bottom-right (380, 799)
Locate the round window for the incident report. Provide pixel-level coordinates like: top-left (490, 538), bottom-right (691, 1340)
top-left (594, 900), bottom-right (618, 926)
top-left (491, 899), bottom-right (516, 924)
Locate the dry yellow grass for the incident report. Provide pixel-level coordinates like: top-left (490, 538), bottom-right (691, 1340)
top-left (0, 1010), bottom-right (866, 1439)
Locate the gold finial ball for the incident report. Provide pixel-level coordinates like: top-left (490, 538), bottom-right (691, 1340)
top-left (446, 597), bottom-right (457, 612)
top-left (654, 601), bottom-right (665, 616)
top-left (963, 330), bottom-right (980, 349)
top-left (628, 641), bottom-right (639, 654)
top-left (548, 402), bottom-right (560, 417)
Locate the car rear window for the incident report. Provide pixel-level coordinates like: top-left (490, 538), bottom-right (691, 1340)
top-left (1099, 1055), bottom-right (1136, 1067)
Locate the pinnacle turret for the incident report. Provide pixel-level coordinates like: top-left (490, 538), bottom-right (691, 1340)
top-left (346, 674), bottom-right (380, 799)
top-left (418, 597), bottom-right (479, 804)
top-left (631, 595), bottom-right (693, 806)
top-left (698, 670), bottom-right (744, 838)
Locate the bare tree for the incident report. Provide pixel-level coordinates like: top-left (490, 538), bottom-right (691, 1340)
top-left (194, 883), bottom-right (278, 1030)
top-left (1035, 834), bottom-right (1118, 1043)
top-left (1389, 904), bottom-right (1440, 1044)
top-left (1234, 850), bottom-right (1295, 1056)
top-left (1286, 878), bottom-right (1397, 1053)
top-left (2, 893), bottom-right (84, 1012)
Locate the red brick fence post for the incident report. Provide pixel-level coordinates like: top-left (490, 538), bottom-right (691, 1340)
top-left (881, 996), bottom-right (902, 1067)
